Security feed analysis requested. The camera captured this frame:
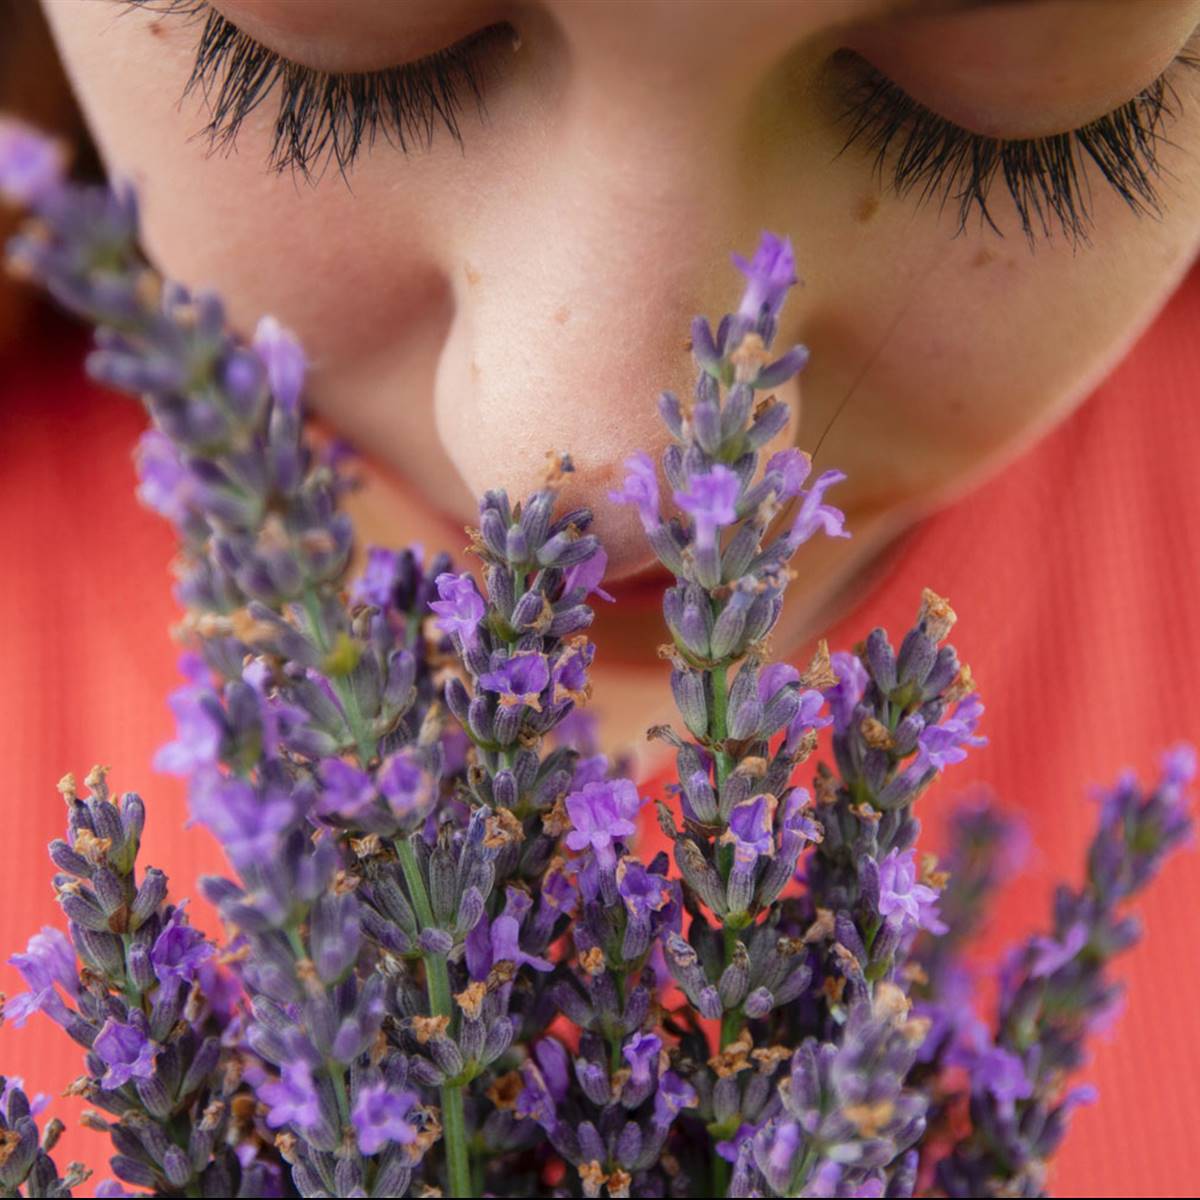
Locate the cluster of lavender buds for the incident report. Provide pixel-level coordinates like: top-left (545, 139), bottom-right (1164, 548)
top-left (2, 116), bottom-right (1194, 1199)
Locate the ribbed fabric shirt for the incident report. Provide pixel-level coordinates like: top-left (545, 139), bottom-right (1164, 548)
top-left (2, 264), bottom-right (1198, 1196)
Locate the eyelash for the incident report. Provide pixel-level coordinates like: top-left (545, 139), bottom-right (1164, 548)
top-left (834, 46), bottom-right (1200, 245)
top-left (133, 1), bottom-right (508, 178)
top-left (140, 0), bottom-right (1196, 245)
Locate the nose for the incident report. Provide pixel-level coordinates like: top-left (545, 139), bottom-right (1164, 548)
top-left (429, 85), bottom-right (802, 581)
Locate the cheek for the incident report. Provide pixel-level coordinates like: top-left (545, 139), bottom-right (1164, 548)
top-left (776, 95), bottom-right (1200, 517)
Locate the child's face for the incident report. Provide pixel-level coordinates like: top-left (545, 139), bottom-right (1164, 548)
top-left (44, 0), bottom-right (1200, 593)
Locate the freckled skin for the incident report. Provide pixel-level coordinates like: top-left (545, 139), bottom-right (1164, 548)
top-left (39, 0), bottom-right (1200, 752)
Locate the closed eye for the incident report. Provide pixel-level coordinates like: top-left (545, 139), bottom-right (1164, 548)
top-left (831, 43), bottom-right (1200, 246)
top-left (130, 0), bottom-right (513, 180)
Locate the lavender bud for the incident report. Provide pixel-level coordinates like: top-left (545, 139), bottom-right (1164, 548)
top-left (693, 395), bottom-right (723, 454)
top-left (727, 860), bottom-right (757, 917)
top-left (744, 986), bottom-right (774, 1018)
top-left (430, 1035), bottom-right (465, 1079)
top-left (698, 986), bottom-right (724, 1021)
top-left (112, 1156), bottom-right (159, 1188)
top-left (180, 1037), bottom-right (221, 1096)
top-left (718, 941), bottom-right (751, 1007)
top-left (468, 694), bottom-right (495, 743)
top-left (922, 645), bottom-right (960, 698)
top-left (73, 926), bottom-right (124, 977)
top-left (711, 583), bottom-right (755, 660)
top-left (721, 383), bottom-right (755, 441)
top-left (675, 840), bottom-right (726, 913)
top-left (418, 928), bottom-right (454, 956)
top-left (615, 1121), bottom-right (643, 1169)
top-left (481, 1016), bottom-right (515, 1065)
top-left (658, 390), bottom-right (685, 436)
top-left (744, 400), bottom-right (790, 450)
top-left (134, 1074), bottom-right (174, 1123)
top-left (130, 868), bottom-right (168, 929)
top-left (58, 889), bottom-right (111, 932)
top-left (671, 666), bottom-right (710, 738)
top-left (865, 629), bottom-right (898, 692)
top-left (896, 629), bottom-right (936, 688)
top-left (48, 838), bottom-right (92, 877)
top-left (455, 886), bottom-right (485, 935)
top-left (727, 661), bottom-right (764, 739)
top-left (429, 841), bottom-right (458, 928)
top-left (126, 942), bottom-right (157, 993)
top-left (311, 892), bottom-right (361, 983)
top-left (713, 1074), bottom-right (742, 1123)
top-left (576, 1058), bottom-right (610, 1106)
top-left (91, 868), bottom-right (127, 917)
top-left (492, 770), bottom-right (519, 809)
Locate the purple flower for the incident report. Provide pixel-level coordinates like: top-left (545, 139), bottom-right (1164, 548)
top-left (551, 639), bottom-right (595, 703)
top-left (608, 451), bottom-right (661, 532)
top-left (259, 1059), bottom-right (322, 1130)
top-left (316, 757), bottom-right (377, 818)
top-left (786, 689), bottom-right (832, 756)
top-left (188, 769), bottom-right (294, 868)
top-left (622, 1032), bottom-right (662, 1087)
top-left (0, 1077), bottom-right (48, 1117)
top-left (349, 547), bottom-right (400, 609)
top-left (466, 914), bottom-right (553, 980)
top-left (564, 779), bottom-right (642, 870)
top-left (1161, 742), bottom-right (1198, 789)
top-left (516, 1061), bottom-right (558, 1130)
top-left (653, 1070), bottom-right (697, 1127)
top-left (377, 751), bottom-right (429, 819)
top-left (534, 1038), bottom-right (571, 1101)
top-left (915, 693), bottom-right (987, 774)
top-left (93, 1017), bottom-right (159, 1089)
top-left (765, 448), bottom-right (812, 501)
top-left (564, 546), bottom-right (614, 603)
top-left (732, 232), bottom-right (797, 322)
top-left (789, 469), bottom-right (849, 545)
top-left (675, 465), bottom-right (741, 550)
top-left (150, 904), bottom-right (212, 985)
top-left (252, 316), bottom-right (307, 417)
top-left (972, 1045), bottom-right (1033, 1119)
top-left (5, 927), bottom-right (78, 1028)
top-left (351, 1082), bottom-right (418, 1155)
top-left (94, 1183), bottom-right (138, 1199)
top-left (429, 572), bottom-right (486, 646)
top-left (154, 654), bottom-right (222, 775)
top-left (824, 652), bottom-right (869, 733)
top-left (135, 431), bottom-right (195, 529)
top-left (0, 118), bottom-right (65, 206)
top-left (616, 858), bottom-right (672, 921)
top-left (479, 652), bottom-right (551, 711)
top-left (723, 794), bottom-right (777, 865)
top-left (781, 788), bottom-right (824, 843)
top-left (766, 1120), bottom-right (803, 1180)
top-left (877, 848), bottom-right (947, 936)
top-left (1029, 921), bottom-right (1089, 978)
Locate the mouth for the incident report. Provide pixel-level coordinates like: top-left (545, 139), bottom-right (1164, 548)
top-left (599, 561), bottom-right (674, 613)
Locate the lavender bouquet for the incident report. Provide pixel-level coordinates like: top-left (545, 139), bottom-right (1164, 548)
top-left (0, 118), bottom-right (1193, 1200)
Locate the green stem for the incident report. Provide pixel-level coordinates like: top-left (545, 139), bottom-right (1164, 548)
top-left (300, 587), bottom-right (377, 765)
top-left (441, 1082), bottom-right (471, 1199)
top-left (713, 1151), bottom-right (731, 1198)
top-left (709, 662), bottom-right (735, 788)
top-left (397, 838), bottom-right (471, 1197)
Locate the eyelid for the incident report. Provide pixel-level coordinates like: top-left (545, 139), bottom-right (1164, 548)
top-left (204, 0), bottom-right (507, 74)
top-left (846, 6), bottom-right (1200, 139)
top-left (831, 46), bottom-right (1199, 245)
top-left (135, 0), bottom-right (512, 177)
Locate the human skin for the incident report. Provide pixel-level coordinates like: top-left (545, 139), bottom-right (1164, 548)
top-left (41, 0), bottom-right (1200, 756)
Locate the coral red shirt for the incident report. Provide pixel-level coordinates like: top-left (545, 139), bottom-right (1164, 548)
top-left (3, 265), bottom-right (1199, 1195)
